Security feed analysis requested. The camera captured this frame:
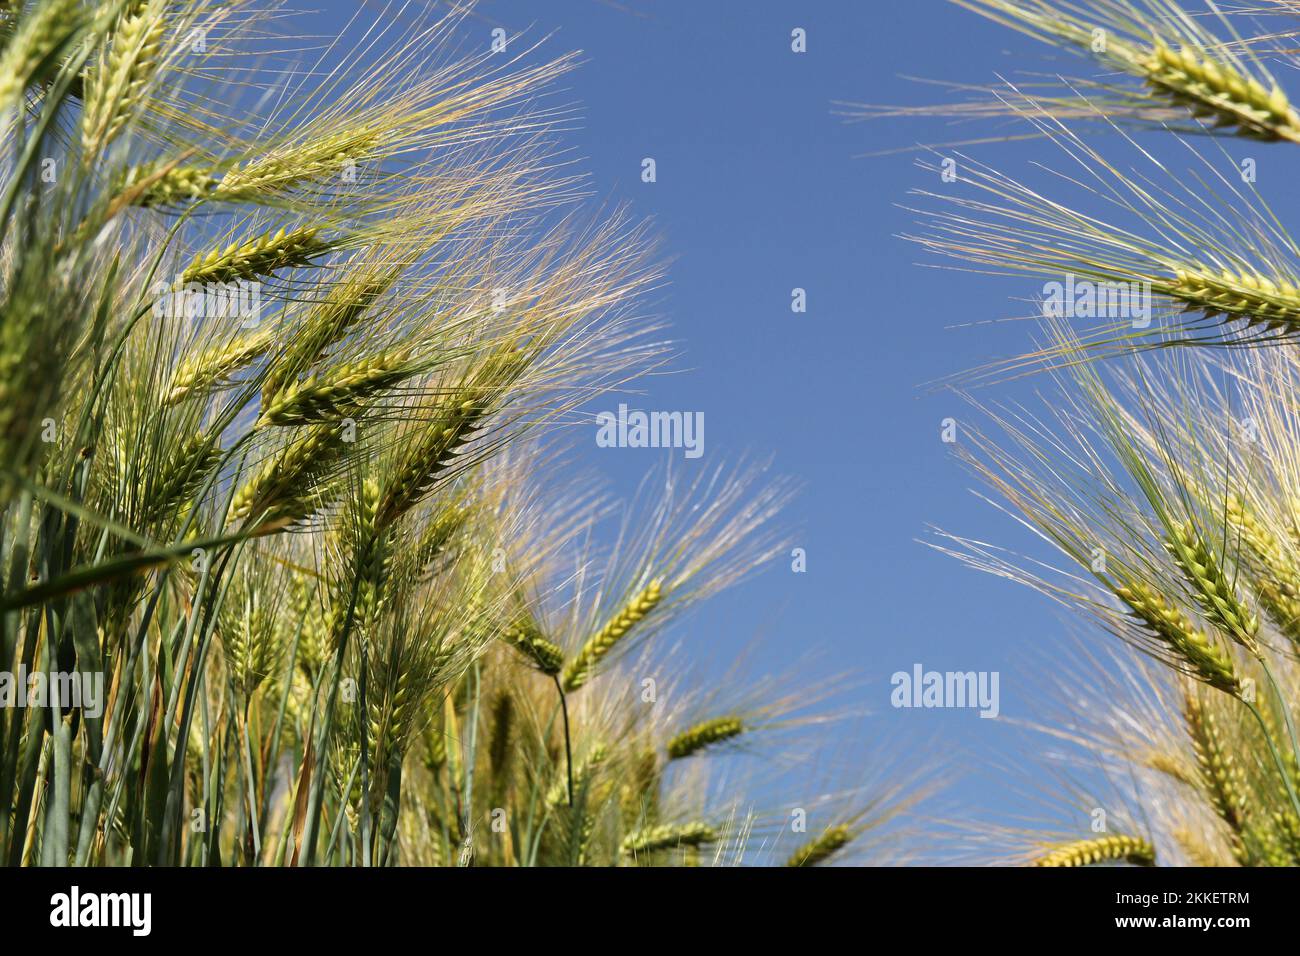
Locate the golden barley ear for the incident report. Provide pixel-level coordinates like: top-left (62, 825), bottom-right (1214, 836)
top-left (1032, 835), bottom-right (1156, 867)
top-left (944, 1), bottom-right (1300, 141)
top-left (561, 578), bottom-right (663, 692)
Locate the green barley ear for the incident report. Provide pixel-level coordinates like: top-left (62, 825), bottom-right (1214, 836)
top-left (164, 328), bottom-right (275, 405)
top-left (1221, 495), bottom-right (1300, 647)
top-left (620, 821), bottom-right (717, 857)
top-left (221, 568), bottom-right (285, 697)
top-left (290, 572), bottom-right (328, 684)
top-left (1167, 268), bottom-right (1300, 333)
top-left (1032, 835), bottom-right (1156, 867)
top-left (500, 617), bottom-right (564, 675)
top-left (261, 269), bottom-right (396, 402)
top-left (256, 352), bottom-right (420, 427)
top-left (952, 0), bottom-right (1300, 142)
top-left (1273, 811), bottom-right (1300, 865)
top-left (1115, 581), bottom-right (1240, 694)
top-left (375, 346), bottom-right (529, 528)
top-left (1183, 687), bottom-right (1251, 865)
top-left (666, 715), bottom-right (744, 760)
top-left (905, 116), bottom-right (1300, 362)
top-left (0, 0), bottom-right (86, 112)
top-left (1135, 37), bottom-right (1300, 142)
top-left (212, 128), bottom-right (383, 203)
top-left (80, 1), bottom-right (165, 158)
top-left (123, 161), bottom-right (217, 208)
top-left (334, 476), bottom-right (393, 636)
top-left (561, 578), bottom-right (663, 692)
top-left (227, 423), bottom-right (352, 531)
top-left (182, 226), bottom-right (332, 285)
top-left (786, 824), bottom-right (853, 867)
top-left (140, 428), bottom-right (223, 525)
top-left (1164, 521), bottom-right (1259, 653)
top-left (409, 500), bottom-right (473, 575)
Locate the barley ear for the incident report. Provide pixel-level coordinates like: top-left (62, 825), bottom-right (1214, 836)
top-left (1032, 835), bottom-right (1156, 867)
top-left (1115, 581), bottom-right (1240, 694)
top-left (1164, 521), bottom-right (1259, 653)
top-left (786, 824), bottom-right (853, 867)
top-left (80, 3), bottom-right (166, 158)
top-left (561, 578), bottom-right (663, 692)
top-left (182, 226), bottom-right (332, 285)
top-left (666, 715), bottom-right (744, 760)
top-left (1183, 687), bottom-right (1251, 865)
top-left (500, 618), bottom-right (564, 675)
top-left (0, 0), bottom-right (86, 113)
top-left (620, 821), bottom-right (716, 857)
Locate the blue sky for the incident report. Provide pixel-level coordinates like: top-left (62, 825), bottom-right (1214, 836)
top-left (309, 0), bottom-right (1155, 845)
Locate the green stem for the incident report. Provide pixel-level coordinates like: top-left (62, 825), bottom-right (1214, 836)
top-left (552, 674), bottom-right (574, 807)
top-left (1245, 700), bottom-right (1300, 821)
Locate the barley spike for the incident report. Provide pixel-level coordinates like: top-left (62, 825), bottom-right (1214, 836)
top-left (561, 578), bottom-right (663, 692)
top-left (1033, 835), bottom-right (1156, 867)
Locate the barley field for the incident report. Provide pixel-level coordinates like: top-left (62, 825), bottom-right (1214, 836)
top-left (2, 0), bottom-right (1299, 889)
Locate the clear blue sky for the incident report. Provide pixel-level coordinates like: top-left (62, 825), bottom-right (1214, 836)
top-left (305, 0), bottom-right (1152, 843)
